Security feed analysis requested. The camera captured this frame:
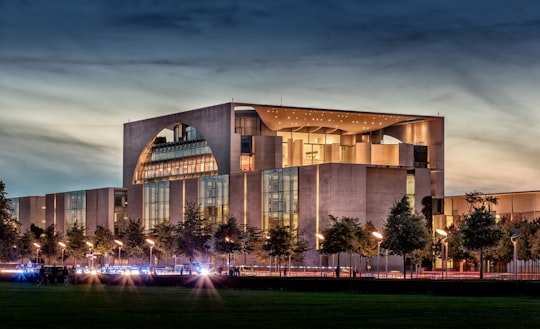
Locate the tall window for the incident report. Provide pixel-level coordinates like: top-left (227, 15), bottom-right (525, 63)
top-left (143, 181), bottom-right (169, 231)
top-left (65, 191), bottom-right (86, 231)
top-left (199, 175), bottom-right (229, 224)
top-left (263, 168), bottom-right (298, 230)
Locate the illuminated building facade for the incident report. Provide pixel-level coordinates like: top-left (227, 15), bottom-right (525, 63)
top-left (124, 102), bottom-right (445, 268)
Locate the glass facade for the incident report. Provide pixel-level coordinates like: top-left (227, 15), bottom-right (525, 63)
top-left (136, 126), bottom-right (218, 183)
top-left (143, 181), bottom-right (169, 231)
top-left (262, 168), bottom-right (298, 230)
top-left (199, 175), bottom-right (229, 224)
top-left (277, 131), bottom-right (355, 167)
top-left (65, 190), bottom-right (86, 231)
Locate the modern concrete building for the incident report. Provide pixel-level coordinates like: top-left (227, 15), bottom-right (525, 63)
top-left (44, 187), bottom-right (128, 237)
top-left (124, 102), bottom-right (445, 269)
top-left (9, 188), bottom-right (128, 239)
top-left (8, 196), bottom-right (46, 233)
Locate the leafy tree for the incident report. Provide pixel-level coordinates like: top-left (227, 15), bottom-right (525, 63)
top-left (66, 221), bottom-right (87, 265)
top-left (461, 204), bottom-right (501, 279)
top-left (151, 219), bottom-right (177, 264)
top-left (262, 225), bottom-right (307, 276)
top-left (383, 195), bottom-right (430, 279)
top-left (319, 215), bottom-right (361, 277)
top-left (122, 219), bottom-right (146, 264)
top-left (239, 224), bottom-right (263, 264)
top-left (39, 224), bottom-right (62, 264)
top-left (0, 181), bottom-right (11, 221)
top-left (213, 216), bottom-right (242, 271)
top-left (359, 220), bottom-right (379, 273)
top-left (0, 182), bottom-right (21, 262)
top-left (19, 230), bottom-right (38, 264)
top-left (175, 202), bottom-right (212, 262)
top-left (91, 225), bottom-right (115, 267)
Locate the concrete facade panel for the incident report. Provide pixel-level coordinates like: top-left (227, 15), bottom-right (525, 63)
top-left (366, 167), bottom-right (406, 229)
top-left (169, 180), bottom-right (183, 225)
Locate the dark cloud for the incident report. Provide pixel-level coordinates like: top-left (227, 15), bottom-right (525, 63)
top-left (2, 0), bottom-right (540, 197)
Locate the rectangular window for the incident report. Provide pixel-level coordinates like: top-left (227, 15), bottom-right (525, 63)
top-left (262, 168), bottom-right (299, 230)
top-left (199, 175), bottom-right (229, 224)
top-left (65, 190), bottom-right (86, 233)
top-left (143, 181), bottom-right (170, 232)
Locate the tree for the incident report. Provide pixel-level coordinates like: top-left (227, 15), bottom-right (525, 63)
top-left (262, 225), bottom-right (307, 276)
top-left (175, 202), bottom-right (212, 262)
top-left (66, 221), bottom-right (87, 265)
top-left (319, 215), bottom-right (361, 277)
top-left (359, 220), bottom-right (379, 273)
top-left (122, 219), bottom-right (146, 264)
top-left (92, 225), bottom-right (115, 267)
top-left (151, 219), bottom-right (176, 264)
top-left (39, 224), bottom-right (61, 264)
top-left (383, 195), bottom-right (430, 279)
top-left (0, 181), bottom-right (20, 262)
top-left (461, 204), bottom-right (501, 279)
top-left (213, 216), bottom-right (242, 272)
top-left (239, 224), bottom-right (263, 264)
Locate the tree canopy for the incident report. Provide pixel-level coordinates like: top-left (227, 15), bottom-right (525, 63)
top-left (383, 195), bottom-right (430, 278)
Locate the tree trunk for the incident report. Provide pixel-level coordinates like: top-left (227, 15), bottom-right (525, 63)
top-left (336, 253), bottom-right (341, 278)
top-left (403, 255), bottom-right (406, 279)
top-left (479, 249), bottom-right (484, 279)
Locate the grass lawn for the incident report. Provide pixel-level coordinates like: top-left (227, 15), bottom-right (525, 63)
top-left (0, 281), bottom-right (539, 328)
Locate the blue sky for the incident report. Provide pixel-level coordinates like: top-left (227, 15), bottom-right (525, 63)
top-left (2, 0), bottom-right (540, 197)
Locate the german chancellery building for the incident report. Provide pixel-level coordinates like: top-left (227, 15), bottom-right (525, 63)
top-left (10, 102), bottom-right (446, 270)
top-left (123, 102), bottom-right (445, 267)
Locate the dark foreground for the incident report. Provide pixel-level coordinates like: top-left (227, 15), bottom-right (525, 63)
top-left (0, 281), bottom-right (539, 329)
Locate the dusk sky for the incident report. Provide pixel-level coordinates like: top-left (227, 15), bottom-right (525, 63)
top-left (2, 0), bottom-right (540, 198)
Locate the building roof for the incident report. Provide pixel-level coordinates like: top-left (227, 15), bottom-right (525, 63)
top-left (234, 103), bottom-right (434, 135)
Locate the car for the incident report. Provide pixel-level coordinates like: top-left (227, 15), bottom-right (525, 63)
top-left (237, 265), bottom-right (256, 277)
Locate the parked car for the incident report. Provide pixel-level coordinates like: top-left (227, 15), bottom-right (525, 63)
top-left (238, 265), bottom-right (256, 276)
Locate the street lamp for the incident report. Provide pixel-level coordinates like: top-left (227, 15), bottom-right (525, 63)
top-left (436, 229), bottom-right (448, 279)
top-left (58, 242), bottom-right (66, 266)
top-left (316, 233), bottom-right (325, 277)
top-left (114, 240), bottom-right (123, 267)
top-left (146, 239), bottom-right (155, 270)
top-left (86, 241), bottom-right (94, 270)
top-left (511, 233), bottom-right (520, 278)
top-left (33, 242), bottom-right (41, 265)
top-left (225, 237), bottom-right (233, 274)
top-left (372, 232), bottom-right (383, 279)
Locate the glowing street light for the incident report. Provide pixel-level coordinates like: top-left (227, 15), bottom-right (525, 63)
top-left (86, 241), bottom-right (94, 269)
top-left (436, 229), bottom-right (448, 279)
top-left (146, 239), bottom-right (155, 269)
top-left (58, 242), bottom-right (66, 266)
top-left (372, 232), bottom-right (383, 279)
top-left (225, 237), bottom-right (233, 274)
top-left (114, 240), bottom-right (123, 266)
top-left (511, 233), bottom-right (520, 278)
top-left (33, 242), bottom-right (41, 265)
top-left (316, 233), bottom-right (325, 277)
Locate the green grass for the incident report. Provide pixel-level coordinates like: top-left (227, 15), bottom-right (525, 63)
top-left (0, 282), bottom-right (539, 328)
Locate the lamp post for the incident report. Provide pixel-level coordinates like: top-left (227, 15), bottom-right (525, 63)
top-left (316, 233), bottom-right (325, 277)
top-left (225, 237), bottom-right (233, 274)
top-left (436, 229), bottom-right (448, 279)
top-left (511, 233), bottom-right (520, 279)
top-left (33, 242), bottom-right (41, 265)
top-left (85, 241), bottom-right (94, 270)
top-left (372, 232), bottom-right (383, 279)
top-left (58, 242), bottom-right (66, 266)
top-left (146, 239), bottom-right (155, 270)
top-left (114, 240), bottom-right (123, 267)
